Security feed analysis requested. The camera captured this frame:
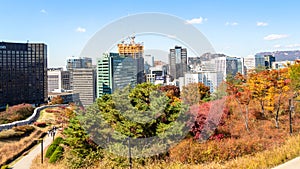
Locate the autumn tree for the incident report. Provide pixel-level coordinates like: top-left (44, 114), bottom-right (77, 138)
top-left (247, 70), bottom-right (271, 117)
top-left (227, 73), bottom-right (251, 132)
top-left (181, 82), bottom-right (210, 106)
top-left (50, 96), bottom-right (64, 105)
top-left (288, 60), bottom-right (300, 96)
top-left (266, 69), bottom-right (290, 128)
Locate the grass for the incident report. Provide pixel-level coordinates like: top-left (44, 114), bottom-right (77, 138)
top-left (0, 128), bottom-right (44, 166)
top-left (29, 133), bottom-right (300, 169)
top-left (37, 109), bottom-right (56, 124)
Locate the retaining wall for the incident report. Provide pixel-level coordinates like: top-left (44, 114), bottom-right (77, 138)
top-left (0, 104), bottom-right (67, 131)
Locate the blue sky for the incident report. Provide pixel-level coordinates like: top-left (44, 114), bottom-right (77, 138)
top-left (1, 0), bottom-right (300, 67)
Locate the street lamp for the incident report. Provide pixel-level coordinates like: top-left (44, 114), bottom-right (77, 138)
top-left (35, 138), bottom-right (44, 164)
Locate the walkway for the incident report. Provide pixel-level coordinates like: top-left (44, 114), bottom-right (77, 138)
top-left (273, 157), bottom-right (300, 169)
top-left (11, 134), bottom-right (53, 169)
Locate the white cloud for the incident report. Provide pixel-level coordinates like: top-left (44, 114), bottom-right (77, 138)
top-left (286, 44), bottom-right (300, 48)
top-left (40, 9), bottom-right (47, 14)
top-left (263, 34), bottom-right (289, 40)
top-left (225, 22), bottom-right (239, 26)
top-left (257, 22), bottom-right (268, 27)
top-left (76, 27), bottom-right (86, 33)
top-left (186, 17), bottom-right (207, 24)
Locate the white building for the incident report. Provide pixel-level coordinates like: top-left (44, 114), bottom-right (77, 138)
top-left (272, 61), bottom-right (295, 70)
top-left (243, 55), bottom-right (265, 71)
top-left (212, 56), bottom-right (238, 81)
top-left (47, 68), bottom-right (70, 92)
top-left (184, 71), bottom-right (223, 93)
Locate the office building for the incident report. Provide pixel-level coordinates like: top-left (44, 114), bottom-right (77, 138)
top-left (48, 68), bottom-right (70, 92)
top-left (66, 56), bottom-right (92, 70)
top-left (184, 71), bottom-right (223, 93)
top-left (272, 61), bottom-right (294, 70)
top-left (264, 55), bottom-right (276, 69)
top-left (213, 56), bottom-right (238, 80)
top-left (0, 42), bottom-right (47, 108)
top-left (169, 46), bottom-right (187, 79)
top-left (72, 68), bottom-right (96, 107)
top-left (244, 55), bottom-right (265, 71)
top-left (97, 53), bottom-right (144, 97)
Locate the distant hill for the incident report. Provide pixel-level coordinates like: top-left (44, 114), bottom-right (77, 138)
top-left (256, 50), bottom-right (300, 61)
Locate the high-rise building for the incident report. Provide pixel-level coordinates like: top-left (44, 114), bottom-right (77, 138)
top-left (97, 37), bottom-right (145, 98)
top-left (184, 71), bottom-right (223, 93)
top-left (213, 56), bottom-right (238, 80)
top-left (65, 56), bottom-right (95, 107)
top-left (264, 55), bottom-right (276, 69)
top-left (48, 68), bottom-right (70, 92)
top-left (169, 46), bottom-right (187, 79)
top-left (66, 56), bottom-right (93, 90)
top-left (0, 42), bottom-right (47, 108)
top-left (97, 53), bottom-right (144, 97)
top-left (72, 68), bottom-right (96, 107)
top-left (66, 56), bottom-right (92, 70)
top-left (118, 36), bottom-right (144, 59)
top-left (244, 55), bottom-right (265, 71)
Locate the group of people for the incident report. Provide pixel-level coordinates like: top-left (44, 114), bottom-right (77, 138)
top-left (47, 126), bottom-right (57, 138)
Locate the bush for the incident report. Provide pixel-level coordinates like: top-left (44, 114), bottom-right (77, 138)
top-left (0, 104), bottom-right (34, 124)
top-left (0, 165), bottom-right (9, 169)
top-left (45, 143), bottom-right (58, 158)
top-left (45, 137), bottom-right (64, 158)
top-left (13, 125), bottom-right (35, 133)
top-left (0, 126), bottom-right (36, 139)
top-left (53, 136), bottom-right (63, 145)
top-left (34, 122), bottom-right (47, 127)
top-left (49, 146), bottom-right (64, 163)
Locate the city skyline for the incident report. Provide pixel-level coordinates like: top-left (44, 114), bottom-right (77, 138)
top-left (1, 1), bottom-right (300, 67)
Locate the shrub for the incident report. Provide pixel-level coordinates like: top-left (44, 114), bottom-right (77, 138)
top-left (34, 122), bottom-right (47, 127)
top-left (53, 137), bottom-right (63, 145)
top-left (0, 126), bottom-right (36, 139)
top-left (45, 143), bottom-right (58, 158)
top-left (45, 137), bottom-right (64, 158)
top-left (49, 146), bottom-right (64, 163)
top-left (0, 165), bottom-right (9, 169)
top-left (0, 104), bottom-right (34, 124)
top-left (45, 109), bottom-right (61, 113)
top-left (13, 125), bottom-right (35, 133)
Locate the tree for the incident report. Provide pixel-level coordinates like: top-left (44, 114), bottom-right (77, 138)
top-left (181, 82), bottom-right (211, 106)
top-left (63, 117), bottom-right (98, 168)
top-left (266, 69), bottom-right (290, 128)
top-left (79, 83), bottom-right (188, 158)
top-left (288, 60), bottom-right (300, 96)
top-left (247, 70), bottom-right (271, 117)
top-left (227, 74), bottom-right (251, 132)
top-left (50, 96), bottom-right (64, 105)
top-left (159, 85), bottom-right (180, 101)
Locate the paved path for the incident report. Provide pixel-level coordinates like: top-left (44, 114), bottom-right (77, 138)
top-left (273, 157), bottom-right (300, 169)
top-left (11, 134), bottom-right (53, 169)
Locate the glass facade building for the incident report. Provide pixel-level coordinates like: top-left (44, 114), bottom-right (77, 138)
top-left (97, 53), bottom-right (144, 98)
top-left (169, 46), bottom-right (187, 79)
top-left (0, 42), bottom-right (47, 108)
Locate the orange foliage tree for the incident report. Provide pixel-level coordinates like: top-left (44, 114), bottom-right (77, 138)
top-left (227, 73), bottom-right (252, 132)
top-left (181, 82), bottom-right (210, 106)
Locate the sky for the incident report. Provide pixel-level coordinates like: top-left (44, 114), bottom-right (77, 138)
top-left (1, 0), bottom-right (300, 67)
